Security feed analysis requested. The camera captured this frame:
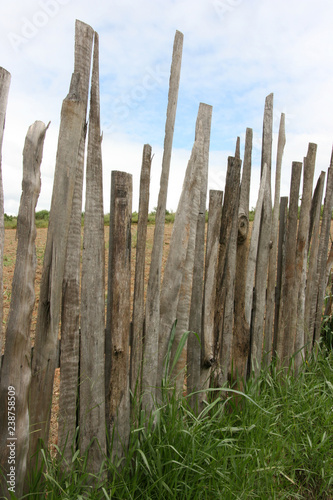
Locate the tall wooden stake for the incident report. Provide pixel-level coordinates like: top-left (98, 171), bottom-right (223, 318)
top-left (200, 190), bottom-right (223, 408)
top-left (272, 196), bottom-right (288, 355)
top-left (219, 158), bottom-right (241, 386)
top-left (233, 128), bottom-right (252, 385)
top-left (313, 153), bottom-right (333, 344)
top-left (263, 113), bottom-right (285, 366)
top-left (28, 72), bottom-right (85, 474)
top-left (250, 93), bottom-right (273, 376)
top-left (294, 144), bottom-right (316, 370)
top-left (0, 121), bottom-right (48, 499)
top-left (142, 31), bottom-right (183, 415)
top-left (106, 171), bottom-right (132, 462)
top-left (58, 19), bottom-right (94, 463)
top-left (0, 67), bottom-right (10, 356)
top-left (244, 164), bottom-right (267, 330)
top-left (79, 32), bottom-right (106, 472)
top-left (276, 162), bottom-right (302, 366)
top-left (304, 172), bottom-right (325, 352)
top-left (214, 156), bottom-right (242, 386)
top-left (157, 121), bottom-right (204, 394)
top-left (185, 103), bottom-right (212, 408)
top-left (130, 144), bottom-right (152, 410)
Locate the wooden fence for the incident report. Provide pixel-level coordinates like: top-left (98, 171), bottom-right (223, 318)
top-left (1, 20), bottom-right (333, 498)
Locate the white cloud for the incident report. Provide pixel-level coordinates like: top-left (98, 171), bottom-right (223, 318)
top-left (1, 0), bottom-right (333, 215)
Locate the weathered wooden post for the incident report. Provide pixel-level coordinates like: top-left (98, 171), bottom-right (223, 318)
top-left (235, 136), bottom-right (241, 158)
top-left (200, 190), bottom-right (223, 407)
top-left (0, 67), bottom-right (11, 356)
top-left (106, 171), bottom-right (132, 462)
top-left (263, 113), bottom-right (286, 366)
top-left (214, 156), bottom-right (242, 387)
top-left (250, 93), bottom-right (273, 376)
top-left (28, 72), bottom-right (85, 474)
top-left (219, 158), bottom-right (241, 386)
top-left (244, 163), bottom-right (267, 331)
top-left (276, 162), bottom-right (302, 366)
top-left (130, 144), bottom-right (152, 411)
top-left (157, 120), bottom-right (204, 394)
top-left (142, 31), bottom-right (183, 415)
top-left (313, 153), bottom-right (333, 345)
top-left (180, 103), bottom-right (212, 405)
top-left (58, 19), bottom-right (94, 463)
top-left (294, 144), bottom-right (316, 370)
top-left (272, 196), bottom-right (288, 356)
top-left (233, 127), bottom-right (252, 385)
top-left (0, 121), bottom-right (48, 499)
top-left (304, 172), bottom-right (325, 352)
top-left (79, 32), bottom-right (106, 472)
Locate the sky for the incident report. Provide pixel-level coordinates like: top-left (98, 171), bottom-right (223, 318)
top-left (1, 0), bottom-right (333, 215)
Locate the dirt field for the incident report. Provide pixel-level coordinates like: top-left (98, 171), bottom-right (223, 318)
top-left (2, 224), bottom-right (173, 344)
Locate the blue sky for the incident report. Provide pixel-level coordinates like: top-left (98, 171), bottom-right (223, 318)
top-left (1, 0), bottom-right (333, 214)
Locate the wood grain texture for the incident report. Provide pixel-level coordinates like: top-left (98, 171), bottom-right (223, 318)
top-left (0, 121), bottom-right (48, 498)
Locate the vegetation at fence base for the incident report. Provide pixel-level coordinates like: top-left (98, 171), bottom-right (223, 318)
top-left (24, 344), bottom-right (333, 500)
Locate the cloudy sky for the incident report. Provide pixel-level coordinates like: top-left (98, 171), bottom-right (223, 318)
top-left (1, 0), bottom-right (333, 214)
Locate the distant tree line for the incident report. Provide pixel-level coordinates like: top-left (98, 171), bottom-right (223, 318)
top-left (3, 206), bottom-right (331, 229)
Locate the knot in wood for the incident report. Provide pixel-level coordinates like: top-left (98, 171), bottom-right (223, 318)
top-left (113, 346), bottom-right (123, 357)
top-left (237, 214), bottom-right (249, 243)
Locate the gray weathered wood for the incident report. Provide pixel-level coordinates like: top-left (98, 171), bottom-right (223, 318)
top-left (219, 159), bottom-right (241, 386)
top-left (250, 172), bottom-right (272, 375)
top-left (235, 136), bottom-right (240, 159)
top-left (200, 190), bottom-right (223, 408)
top-left (244, 164), bottom-right (267, 328)
top-left (272, 196), bottom-right (288, 356)
top-left (263, 113), bottom-right (286, 366)
top-left (58, 19), bottom-right (94, 463)
top-left (171, 201), bottom-right (198, 395)
top-left (130, 144), bottom-right (152, 409)
top-left (304, 172), bottom-right (325, 352)
top-left (214, 156), bottom-right (242, 386)
top-left (294, 144), bottom-right (316, 370)
top-left (0, 68), bottom-right (11, 356)
top-left (185, 103), bottom-right (212, 407)
top-left (261, 93), bottom-right (273, 176)
top-left (314, 153), bottom-right (333, 344)
top-left (106, 171), bottom-right (132, 462)
top-left (233, 128), bottom-right (252, 386)
top-left (326, 241), bottom-right (333, 285)
top-left (0, 121), bottom-right (47, 499)
top-left (276, 162), bottom-right (302, 367)
top-left (250, 94), bottom-right (273, 376)
top-left (28, 72), bottom-right (85, 472)
top-left (142, 31), bottom-right (183, 415)
top-left (157, 121), bottom-right (204, 393)
top-left (79, 31), bottom-right (106, 471)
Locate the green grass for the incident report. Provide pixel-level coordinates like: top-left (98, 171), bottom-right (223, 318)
top-left (21, 342), bottom-right (333, 499)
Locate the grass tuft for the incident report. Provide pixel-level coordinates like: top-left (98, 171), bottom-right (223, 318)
top-left (26, 345), bottom-right (333, 499)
